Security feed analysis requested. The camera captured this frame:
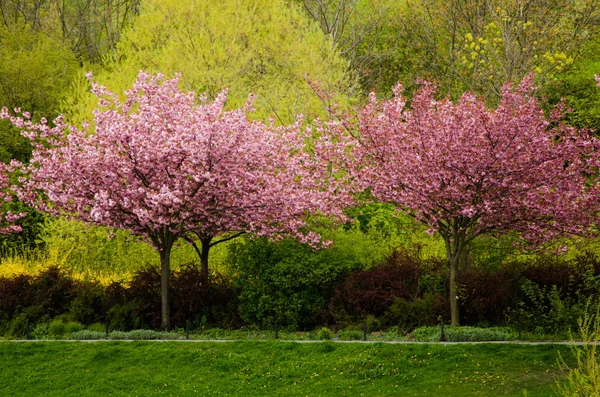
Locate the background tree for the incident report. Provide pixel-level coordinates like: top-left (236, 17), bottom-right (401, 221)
top-left (66, 0), bottom-right (358, 126)
top-left (324, 77), bottom-right (597, 325)
top-left (297, 0), bottom-right (405, 95)
top-left (0, 0), bottom-right (140, 63)
top-left (395, 0), bottom-right (600, 100)
top-left (6, 72), bottom-right (347, 329)
top-left (0, 23), bottom-right (78, 163)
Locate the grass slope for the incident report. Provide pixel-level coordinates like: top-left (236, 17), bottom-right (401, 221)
top-left (0, 341), bottom-right (571, 396)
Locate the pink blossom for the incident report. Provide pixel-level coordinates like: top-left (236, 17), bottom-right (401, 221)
top-left (9, 71), bottom-right (348, 328)
top-left (322, 76), bottom-right (599, 325)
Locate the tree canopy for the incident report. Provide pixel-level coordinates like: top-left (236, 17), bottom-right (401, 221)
top-left (323, 76), bottom-right (599, 324)
top-left (67, 0), bottom-right (358, 125)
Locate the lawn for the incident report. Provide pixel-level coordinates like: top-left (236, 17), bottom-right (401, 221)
top-left (0, 341), bottom-right (573, 396)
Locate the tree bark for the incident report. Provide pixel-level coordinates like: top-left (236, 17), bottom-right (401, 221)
top-left (448, 253), bottom-right (460, 326)
top-left (159, 244), bottom-right (172, 331)
top-left (200, 237), bottom-right (212, 283)
top-left (444, 234), bottom-right (464, 326)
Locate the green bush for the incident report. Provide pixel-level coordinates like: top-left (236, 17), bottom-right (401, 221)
top-left (48, 320), bottom-right (83, 337)
top-left (337, 330), bottom-right (364, 341)
top-left (86, 323), bottom-right (106, 333)
top-left (555, 310), bottom-right (600, 396)
top-left (229, 237), bottom-right (359, 329)
top-left (106, 330), bottom-right (181, 340)
top-left (412, 326), bottom-right (515, 342)
top-left (71, 330), bottom-right (106, 340)
top-left (317, 327), bottom-right (331, 340)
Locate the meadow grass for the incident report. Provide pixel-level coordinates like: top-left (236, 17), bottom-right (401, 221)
top-left (0, 341), bottom-right (572, 396)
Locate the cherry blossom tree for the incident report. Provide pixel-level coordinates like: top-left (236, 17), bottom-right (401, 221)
top-left (0, 161), bottom-right (25, 235)
top-left (323, 76), bottom-right (598, 325)
top-left (3, 72), bottom-right (346, 329)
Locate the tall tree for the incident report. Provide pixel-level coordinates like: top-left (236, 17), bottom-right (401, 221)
top-left (5, 72), bottom-right (347, 329)
top-left (0, 23), bottom-right (78, 163)
top-left (398, 0), bottom-right (600, 100)
top-left (323, 76), bottom-right (597, 325)
top-left (0, 0), bottom-right (140, 63)
top-left (66, 0), bottom-right (357, 125)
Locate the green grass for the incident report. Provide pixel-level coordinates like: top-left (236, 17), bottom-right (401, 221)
top-left (0, 341), bottom-right (573, 396)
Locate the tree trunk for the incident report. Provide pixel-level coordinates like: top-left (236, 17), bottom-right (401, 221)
top-left (448, 254), bottom-right (460, 326)
top-left (200, 237), bottom-right (212, 283)
top-left (444, 235), bottom-right (464, 326)
top-left (159, 243), bottom-right (173, 331)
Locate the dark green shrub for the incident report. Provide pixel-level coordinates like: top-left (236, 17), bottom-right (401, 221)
top-left (86, 323), bottom-right (106, 333)
top-left (383, 292), bottom-right (447, 331)
top-left (337, 330), bottom-right (363, 340)
top-left (170, 265), bottom-right (239, 329)
top-left (68, 280), bottom-right (105, 325)
top-left (229, 237), bottom-right (357, 329)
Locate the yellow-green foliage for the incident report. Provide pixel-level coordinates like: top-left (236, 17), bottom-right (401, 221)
top-left (0, 217), bottom-right (232, 284)
top-left (67, 0), bottom-right (358, 125)
top-left (556, 310), bottom-right (600, 397)
top-left (0, 23), bottom-right (78, 117)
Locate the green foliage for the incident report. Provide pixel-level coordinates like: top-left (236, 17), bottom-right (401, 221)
top-left (0, 201), bottom-right (44, 254)
top-left (412, 326), bottom-right (515, 342)
top-left (0, 23), bottom-right (78, 119)
top-left (317, 327), bottom-right (331, 340)
top-left (229, 237), bottom-right (359, 329)
top-left (555, 309), bottom-right (600, 396)
top-left (384, 293), bottom-right (447, 332)
top-left (37, 217), bottom-right (229, 276)
top-left (67, 0), bottom-right (357, 125)
top-left (336, 330), bottom-right (364, 341)
top-left (70, 330), bottom-right (106, 340)
top-left (48, 320), bottom-right (84, 338)
top-left (106, 330), bottom-right (181, 340)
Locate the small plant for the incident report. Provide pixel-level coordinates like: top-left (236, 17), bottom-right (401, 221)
top-left (106, 330), bottom-right (181, 340)
top-left (71, 330), bottom-right (106, 340)
top-left (31, 323), bottom-right (49, 339)
top-left (337, 330), bottom-right (363, 341)
top-left (555, 309), bottom-right (600, 396)
top-left (48, 320), bottom-right (83, 338)
top-left (317, 327), bottom-right (331, 340)
top-left (86, 323), bottom-right (106, 333)
top-left (412, 326), bottom-right (515, 342)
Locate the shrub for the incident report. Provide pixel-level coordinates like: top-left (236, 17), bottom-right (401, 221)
top-left (31, 323), bottom-right (49, 339)
top-left (68, 280), bottom-right (105, 325)
top-left (107, 330), bottom-right (180, 340)
top-left (86, 323), bottom-right (106, 333)
top-left (329, 250), bottom-right (429, 325)
top-left (317, 327), bottom-right (331, 340)
top-left (555, 310), bottom-right (600, 396)
top-left (71, 330), bottom-right (106, 340)
top-left (230, 237), bottom-right (356, 329)
top-left (457, 266), bottom-right (520, 325)
top-left (29, 266), bottom-right (76, 319)
top-left (170, 265), bottom-right (238, 329)
top-left (48, 320), bottom-right (83, 337)
top-left (383, 292), bottom-right (447, 331)
top-left (412, 326), bottom-right (515, 342)
top-left (337, 330), bottom-right (364, 341)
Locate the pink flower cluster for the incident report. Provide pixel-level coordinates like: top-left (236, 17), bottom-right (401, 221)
top-left (0, 162), bottom-right (25, 234)
top-left (3, 72), bottom-right (347, 249)
top-left (323, 75), bottom-right (599, 247)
